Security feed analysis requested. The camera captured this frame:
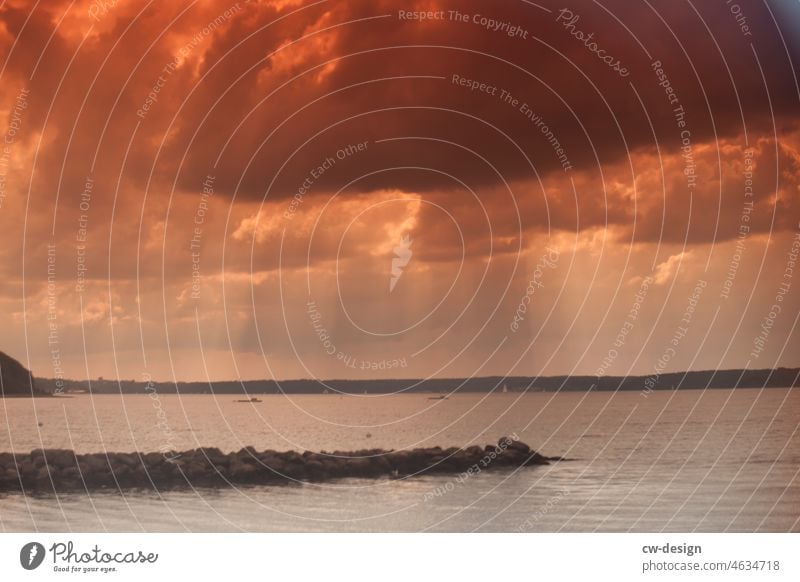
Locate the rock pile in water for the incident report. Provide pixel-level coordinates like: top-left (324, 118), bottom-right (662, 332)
top-left (0, 437), bottom-right (558, 492)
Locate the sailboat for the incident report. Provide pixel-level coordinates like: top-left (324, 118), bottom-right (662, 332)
top-left (502, 384), bottom-right (508, 393)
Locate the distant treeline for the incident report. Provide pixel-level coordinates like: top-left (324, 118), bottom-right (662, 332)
top-left (34, 368), bottom-right (799, 395)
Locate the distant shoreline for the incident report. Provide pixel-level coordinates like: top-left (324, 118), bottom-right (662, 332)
top-left (0, 392), bottom-right (59, 398)
top-left (27, 367), bottom-right (800, 396)
top-left (13, 387), bottom-right (795, 399)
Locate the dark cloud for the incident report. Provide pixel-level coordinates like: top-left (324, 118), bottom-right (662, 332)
top-left (3, 0), bottom-right (798, 206)
top-left (1, 0), bottom-right (799, 380)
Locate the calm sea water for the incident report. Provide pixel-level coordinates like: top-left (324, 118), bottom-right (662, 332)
top-left (1, 389), bottom-right (797, 532)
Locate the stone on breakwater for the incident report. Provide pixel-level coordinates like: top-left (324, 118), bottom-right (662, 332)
top-left (0, 437), bottom-right (559, 492)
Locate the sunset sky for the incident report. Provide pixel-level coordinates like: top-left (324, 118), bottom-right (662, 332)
top-left (0, 0), bottom-right (798, 382)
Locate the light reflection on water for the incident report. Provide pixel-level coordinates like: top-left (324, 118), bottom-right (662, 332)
top-left (1, 389), bottom-right (797, 532)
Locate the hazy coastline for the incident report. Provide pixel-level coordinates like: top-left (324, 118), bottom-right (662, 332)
top-left (28, 367), bottom-right (800, 396)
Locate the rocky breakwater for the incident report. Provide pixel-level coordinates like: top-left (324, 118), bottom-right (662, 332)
top-left (0, 437), bottom-right (559, 492)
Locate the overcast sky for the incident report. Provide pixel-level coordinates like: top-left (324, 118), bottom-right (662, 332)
top-left (1, 0), bottom-right (798, 382)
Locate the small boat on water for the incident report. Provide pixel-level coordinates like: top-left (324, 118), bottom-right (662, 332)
top-left (235, 397), bottom-right (262, 403)
top-left (502, 384), bottom-right (508, 393)
top-left (428, 395), bottom-right (447, 400)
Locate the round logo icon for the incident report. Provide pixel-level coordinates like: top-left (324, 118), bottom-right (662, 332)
top-left (20, 542), bottom-right (46, 570)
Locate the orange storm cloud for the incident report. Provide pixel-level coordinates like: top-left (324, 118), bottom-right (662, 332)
top-left (0, 0), bottom-right (798, 381)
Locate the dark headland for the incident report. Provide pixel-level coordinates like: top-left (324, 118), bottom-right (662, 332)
top-left (0, 351), bottom-right (46, 397)
top-left (33, 367), bottom-right (800, 395)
